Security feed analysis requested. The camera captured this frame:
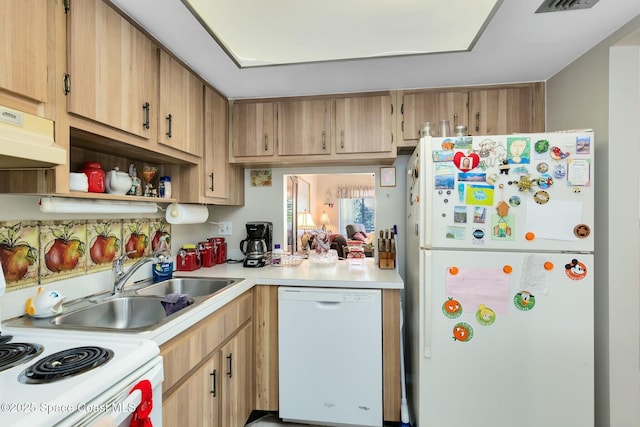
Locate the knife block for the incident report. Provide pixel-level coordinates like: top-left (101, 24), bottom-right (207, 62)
top-left (378, 251), bottom-right (395, 269)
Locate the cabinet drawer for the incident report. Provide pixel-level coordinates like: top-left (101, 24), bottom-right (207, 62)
top-left (161, 291), bottom-right (253, 393)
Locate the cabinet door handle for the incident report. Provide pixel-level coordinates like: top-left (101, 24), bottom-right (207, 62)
top-left (209, 172), bottom-right (215, 192)
top-left (339, 130), bottom-right (344, 149)
top-left (210, 369), bottom-right (217, 397)
top-left (264, 133), bottom-right (269, 151)
top-left (475, 112), bottom-right (480, 132)
top-left (142, 103), bottom-right (150, 130)
top-left (453, 113), bottom-right (458, 127)
top-left (166, 114), bottom-right (173, 138)
top-left (226, 353), bottom-right (233, 378)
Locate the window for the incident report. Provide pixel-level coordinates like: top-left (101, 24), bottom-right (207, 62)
top-left (339, 197), bottom-right (375, 234)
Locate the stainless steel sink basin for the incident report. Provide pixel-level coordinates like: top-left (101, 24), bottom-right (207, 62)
top-left (3, 277), bottom-right (244, 333)
top-left (135, 277), bottom-right (238, 298)
top-left (50, 297), bottom-right (168, 331)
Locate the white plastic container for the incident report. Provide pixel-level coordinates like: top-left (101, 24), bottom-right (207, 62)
top-left (272, 243), bottom-right (284, 266)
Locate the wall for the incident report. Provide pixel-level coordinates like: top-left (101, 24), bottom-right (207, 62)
top-left (0, 156), bottom-right (410, 319)
top-left (546, 15), bottom-right (640, 427)
top-left (211, 156), bottom-right (410, 281)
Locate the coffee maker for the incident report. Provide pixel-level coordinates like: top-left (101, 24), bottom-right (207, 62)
top-left (240, 221), bottom-right (273, 267)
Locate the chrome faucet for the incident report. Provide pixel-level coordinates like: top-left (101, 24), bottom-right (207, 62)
top-left (112, 251), bottom-right (158, 294)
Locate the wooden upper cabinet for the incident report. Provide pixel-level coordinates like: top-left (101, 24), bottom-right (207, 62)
top-left (0, 0), bottom-right (48, 104)
top-left (335, 95), bottom-right (393, 154)
top-left (277, 99), bottom-right (331, 156)
top-left (231, 101), bottom-right (276, 157)
top-left (203, 85), bottom-right (245, 205)
top-left (401, 90), bottom-right (468, 144)
top-left (204, 87), bottom-right (228, 200)
top-left (398, 83), bottom-right (545, 148)
top-left (158, 50), bottom-right (204, 157)
top-left (468, 84), bottom-right (544, 135)
top-left (67, 0), bottom-right (158, 139)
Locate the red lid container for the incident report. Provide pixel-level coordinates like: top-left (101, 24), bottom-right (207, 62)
top-left (176, 247), bottom-right (200, 271)
top-left (198, 241), bottom-right (215, 268)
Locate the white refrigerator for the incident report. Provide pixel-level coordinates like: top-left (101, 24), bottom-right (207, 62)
top-left (405, 132), bottom-right (594, 427)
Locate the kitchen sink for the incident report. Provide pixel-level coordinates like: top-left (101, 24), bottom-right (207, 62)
top-left (135, 277), bottom-right (239, 298)
top-left (4, 277), bottom-right (244, 333)
top-left (50, 296), bottom-right (168, 331)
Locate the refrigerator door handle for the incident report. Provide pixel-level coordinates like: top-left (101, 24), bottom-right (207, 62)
top-left (419, 136), bottom-right (434, 249)
top-left (423, 250), bottom-right (433, 358)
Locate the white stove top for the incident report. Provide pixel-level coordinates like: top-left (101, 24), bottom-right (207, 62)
top-left (0, 329), bottom-right (159, 426)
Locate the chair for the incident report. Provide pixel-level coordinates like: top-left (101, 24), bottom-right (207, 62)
top-left (345, 224), bottom-right (368, 241)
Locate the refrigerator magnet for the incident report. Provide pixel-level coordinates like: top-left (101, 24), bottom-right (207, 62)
top-left (573, 224), bottom-right (591, 239)
top-left (453, 152), bottom-right (480, 171)
top-left (537, 162), bottom-right (549, 173)
top-left (507, 137), bottom-right (531, 165)
top-left (452, 322), bottom-right (474, 342)
top-left (491, 214), bottom-right (515, 240)
top-left (473, 207), bottom-right (487, 223)
top-left (553, 164), bottom-right (567, 179)
top-left (465, 184), bottom-right (495, 206)
top-left (442, 297), bottom-right (463, 319)
top-left (565, 258), bottom-right (587, 280)
top-left (475, 304), bottom-right (496, 326)
top-left (566, 159), bottom-right (591, 186)
top-left (514, 291), bottom-right (536, 311)
top-left (576, 136), bottom-right (591, 154)
top-left (471, 229), bottom-right (486, 245)
top-left (534, 139), bottom-right (550, 154)
top-left (550, 146), bottom-right (570, 160)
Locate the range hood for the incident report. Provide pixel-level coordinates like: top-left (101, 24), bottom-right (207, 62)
top-left (0, 105), bottom-right (66, 169)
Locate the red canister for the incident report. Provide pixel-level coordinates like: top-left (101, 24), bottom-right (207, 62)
top-left (209, 237), bottom-right (227, 264)
top-left (198, 241), bottom-right (215, 268)
top-left (81, 161), bottom-right (106, 193)
top-left (176, 246), bottom-right (200, 271)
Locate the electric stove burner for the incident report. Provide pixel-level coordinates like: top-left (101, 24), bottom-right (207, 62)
top-left (18, 346), bottom-right (114, 384)
top-left (0, 342), bottom-right (44, 372)
top-left (0, 333), bottom-right (13, 344)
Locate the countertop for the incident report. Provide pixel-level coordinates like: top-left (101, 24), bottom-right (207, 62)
top-left (3, 258), bottom-right (403, 346)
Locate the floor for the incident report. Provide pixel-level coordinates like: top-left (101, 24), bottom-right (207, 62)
top-left (245, 412), bottom-right (402, 427)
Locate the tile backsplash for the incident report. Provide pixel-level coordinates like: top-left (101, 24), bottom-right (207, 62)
top-left (0, 218), bottom-right (171, 292)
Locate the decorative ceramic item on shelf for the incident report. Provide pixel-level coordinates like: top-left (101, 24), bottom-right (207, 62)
top-left (25, 286), bottom-right (66, 318)
top-left (141, 166), bottom-right (158, 197)
top-left (69, 172), bottom-right (89, 192)
top-left (81, 161), bottom-right (106, 193)
top-left (105, 166), bottom-right (133, 195)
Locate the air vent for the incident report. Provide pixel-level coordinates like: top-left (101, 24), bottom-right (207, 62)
top-left (535, 0), bottom-right (600, 13)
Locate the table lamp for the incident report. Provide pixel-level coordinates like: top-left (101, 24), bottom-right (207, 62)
top-left (298, 210), bottom-right (315, 256)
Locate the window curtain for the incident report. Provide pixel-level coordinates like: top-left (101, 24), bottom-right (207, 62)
top-left (335, 185), bottom-right (374, 199)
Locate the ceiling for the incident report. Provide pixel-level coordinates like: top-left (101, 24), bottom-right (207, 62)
top-left (109, 0), bottom-right (640, 100)
top-left (180, 0), bottom-right (500, 67)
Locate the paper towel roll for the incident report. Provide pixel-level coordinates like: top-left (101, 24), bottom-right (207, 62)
top-left (165, 203), bottom-right (209, 224)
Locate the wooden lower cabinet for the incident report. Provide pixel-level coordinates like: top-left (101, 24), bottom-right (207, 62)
top-left (220, 323), bottom-right (253, 427)
top-left (161, 291), bottom-right (253, 427)
top-left (163, 354), bottom-right (219, 426)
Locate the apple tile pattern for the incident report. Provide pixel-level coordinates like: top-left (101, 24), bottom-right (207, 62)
top-left (87, 220), bottom-right (122, 272)
top-left (39, 220), bottom-right (87, 284)
top-left (0, 219), bottom-right (171, 291)
top-left (0, 221), bottom-right (39, 290)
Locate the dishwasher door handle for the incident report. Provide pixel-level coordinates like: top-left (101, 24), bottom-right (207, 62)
top-left (316, 301), bottom-right (341, 309)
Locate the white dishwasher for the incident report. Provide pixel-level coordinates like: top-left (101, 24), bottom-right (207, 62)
top-left (278, 286), bottom-right (382, 427)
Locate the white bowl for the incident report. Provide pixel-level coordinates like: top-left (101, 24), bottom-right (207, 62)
top-left (69, 172), bottom-right (88, 192)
